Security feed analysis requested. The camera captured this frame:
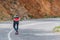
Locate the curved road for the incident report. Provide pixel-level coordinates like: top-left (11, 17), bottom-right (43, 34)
top-left (0, 18), bottom-right (60, 40)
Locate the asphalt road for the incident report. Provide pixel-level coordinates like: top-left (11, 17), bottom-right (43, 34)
top-left (0, 28), bottom-right (11, 40)
top-left (0, 28), bottom-right (60, 40)
top-left (11, 29), bottom-right (60, 40)
top-left (0, 18), bottom-right (60, 40)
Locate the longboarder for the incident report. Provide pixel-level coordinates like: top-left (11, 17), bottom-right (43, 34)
top-left (13, 15), bottom-right (20, 35)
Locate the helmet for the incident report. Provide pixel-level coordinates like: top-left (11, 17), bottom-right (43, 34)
top-left (14, 15), bottom-right (19, 18)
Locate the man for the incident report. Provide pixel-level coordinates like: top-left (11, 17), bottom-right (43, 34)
top-left (13, 15), bottom-right (20, 35)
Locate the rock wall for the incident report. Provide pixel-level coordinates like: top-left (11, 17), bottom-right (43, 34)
top-left (0, 0), bottom-right (60, 21)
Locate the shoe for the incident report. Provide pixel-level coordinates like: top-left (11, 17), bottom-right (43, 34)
top-left (15, 32), bottom-right (18, 35)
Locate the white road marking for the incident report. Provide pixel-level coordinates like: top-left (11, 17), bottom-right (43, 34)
top-left (19, 22), bottom-right (53, 27)
top-left (8, 22), bottom-right (60, 40)
top-left (8, 29), bottom-right (13, 40)
top-left (34, 33), bottom-right (60, 36)
top-left (22, 33), bottom-right (60, 36)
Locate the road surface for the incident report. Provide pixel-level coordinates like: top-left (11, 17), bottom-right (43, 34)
top-left (0, 29), bottom-right (60, 40)
top-left (0, 18), bottom-right (60, 40)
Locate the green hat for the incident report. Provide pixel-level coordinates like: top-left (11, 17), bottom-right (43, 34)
top-left (14, 15), bottom-right (19, 18)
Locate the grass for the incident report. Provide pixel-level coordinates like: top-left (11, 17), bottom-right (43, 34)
top-left (53, 26), bottom-right (60, 32)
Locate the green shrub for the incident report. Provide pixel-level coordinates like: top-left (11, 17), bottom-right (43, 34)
top-left (53, 26), bottom-right (60, 32)
top-left (28, 15), bottom-right (33, 18)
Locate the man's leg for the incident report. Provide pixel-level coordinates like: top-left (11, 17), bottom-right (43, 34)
top-left (13, 21), bottom-right (17, 32)
top-left (16, 22), bottom-right (19, 32)
top-left (15, 22), bottom-right (19, 35)
top-left (13, 22), bottom-right (15, 30)
top-left (13, 21), bottom-right (19, 35)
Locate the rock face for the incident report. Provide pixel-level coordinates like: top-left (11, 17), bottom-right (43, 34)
top-left (19, 0), bottom-right (60, 18)
top-left (0, 0), bottom-right (29, 21)
top-left (0, 0), bottom-right (60, 21)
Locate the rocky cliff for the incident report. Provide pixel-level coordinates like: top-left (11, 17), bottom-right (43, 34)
top-left (0, 0), bottom-right (60, 21)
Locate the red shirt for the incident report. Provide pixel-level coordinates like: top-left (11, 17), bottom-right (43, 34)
top-left (13, 18), bottom-right (20, 21)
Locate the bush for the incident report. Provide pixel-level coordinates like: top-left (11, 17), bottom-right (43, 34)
top-left (53, 26), bottom-right (60, 32)
top-left (28, 15), bottom-right (33, 18)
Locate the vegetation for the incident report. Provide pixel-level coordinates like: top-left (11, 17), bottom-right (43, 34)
top-left (53, 26), bottom-right (60, 32)
top-left (28, 15), bottom-right (33, 18)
